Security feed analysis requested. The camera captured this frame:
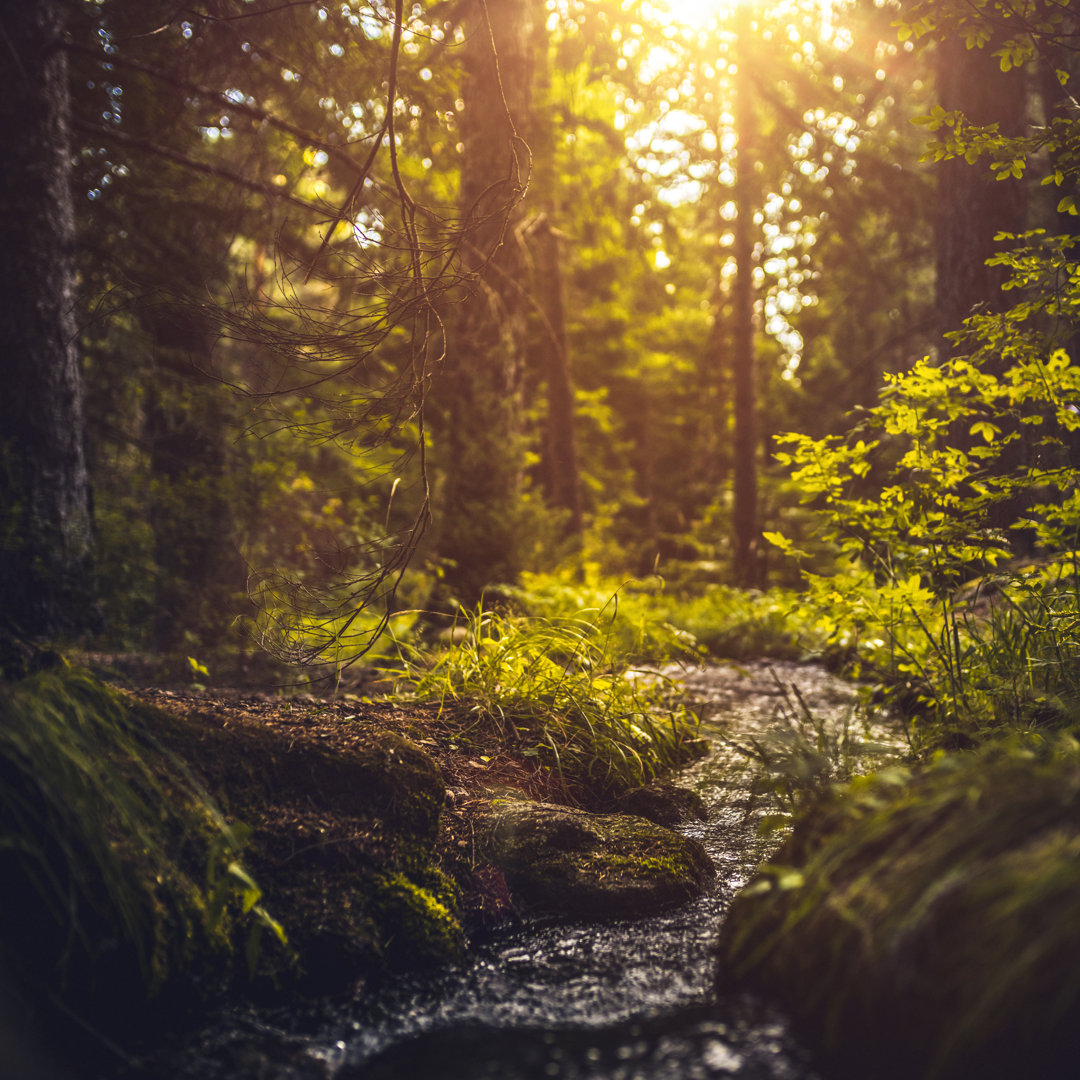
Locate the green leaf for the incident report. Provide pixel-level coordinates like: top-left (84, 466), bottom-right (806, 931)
top-left (969, 421), bottom-right (999, 443)
top-left (763, 531), bottom-right (792, 553)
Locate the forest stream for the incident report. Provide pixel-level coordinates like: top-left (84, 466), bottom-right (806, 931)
top-left (146, 660), bottom-right (895, 1080)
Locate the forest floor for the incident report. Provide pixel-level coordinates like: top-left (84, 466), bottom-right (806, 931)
top-left (78, 653), bottom-right (605, 993)
top-left (130, 682), bottom-right (574, 908)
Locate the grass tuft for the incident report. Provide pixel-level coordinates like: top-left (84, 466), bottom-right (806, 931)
top-left (380, 605), bottom-right (701, 798)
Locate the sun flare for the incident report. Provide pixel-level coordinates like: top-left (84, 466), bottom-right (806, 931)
top-left (660, 0), bottom-right (746, 27)
top-left (661, 0), bottom-right (836, 29)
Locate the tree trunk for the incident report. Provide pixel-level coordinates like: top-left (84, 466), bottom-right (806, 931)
top-left (436, 0), bottom-right (534, 605)
top-left (526, 11), bottom-right (582, 542)
top-left (935, 37), bottom-right (1028, 548)
top-left (0, 1), bottom-right (95, 639)
top-left (145, 308), bottom-right (239, 651)
top-left (530, 217), bottom-right (583, 539)
top-left (731, 12), bottom-right (761, 589)
top-left (935, 36), bottom-right (1027, 344)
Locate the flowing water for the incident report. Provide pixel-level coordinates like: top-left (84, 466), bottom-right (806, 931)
top-left (158, 661), bottom-right (888, 1080)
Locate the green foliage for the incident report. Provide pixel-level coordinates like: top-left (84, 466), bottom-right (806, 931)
top-left (770, 221), bottom-right (1080, 741)
top-left (499, 568), bottom-right (817, 663)
top-left (0, 666), bottom-right (284, 997)
top-left (381, 604), bottom-right (700, 798)
top-left (654, 586), bottom-right (815, 662)
top-left (494, 570), bottom-right (704, 664)
top-left (67, 0), bottom-right (945, 652)
top-left (722, 735), bottom-right (1080, 1076)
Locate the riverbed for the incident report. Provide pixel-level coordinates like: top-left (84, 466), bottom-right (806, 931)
top-left (147, 660), bottom-right (892, 1080)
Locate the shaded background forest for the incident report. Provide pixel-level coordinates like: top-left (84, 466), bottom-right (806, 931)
top-left (3, 0), bottom-right (1078, 671)
top-left (7, 5), bottom-right (1080, 1077)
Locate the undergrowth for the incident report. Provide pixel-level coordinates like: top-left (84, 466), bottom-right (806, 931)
top-left (721, 734), bottom-right (1080, 1077)
top-left (0, 664), bottom-right (285, 1004)
top-left (381, 605), bottom-right (702, 798)
top-left (497, 568), bottom-right (816, 663)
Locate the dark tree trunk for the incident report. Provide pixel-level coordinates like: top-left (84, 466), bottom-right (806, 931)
top-left (145, 309), bottom-right (239, 651)
top-left (935, 36), bottom-right (1027, 345)
top-left (0, 0), bottom-right (95, 639)
top-left (935, 37), bottom-right (1028, 548)
top-left (530, 217), bottom-right (583, 539)
top-left (525, 11), bottom-right (582, 543)
top-left (436, 0), bottom-right (533, 605)
top-left (1039, 37), bottom-right (1080, 366)
top-left (731, 11), bottom-right (762, 589)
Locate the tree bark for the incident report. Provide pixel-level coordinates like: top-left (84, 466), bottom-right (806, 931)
top-left (436, 0), bottom-right (534, 605)
top-left (731, 12), bottom-right (761, 589)
top-left (935, 36), bottom-right (1027, 344)
top-left (0, 0), bottom-right (95, 638)
top-left (526, 12), bottom-right (582, 542)
top-left (530, 217), bottom-right (584, 539)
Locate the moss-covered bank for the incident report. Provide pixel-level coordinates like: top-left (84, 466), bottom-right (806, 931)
top-left (1, 658), bottom-right (709, 1073)
top-left (718, 736), bottom-right (1080, 1079)
top-left (0, 664), bottom-right (464, 1072)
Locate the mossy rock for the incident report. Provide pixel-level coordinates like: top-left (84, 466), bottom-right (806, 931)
top-left (610, 782), bottom-right (707, 826)
top-left (367, 868), bottom-right (464, 969)
top-left (295, 867), bottom-right (464, 989)
top-left (718, 737), bottom-right (1080, 1079)
top-left (482, 800), bottom-right (712, 917)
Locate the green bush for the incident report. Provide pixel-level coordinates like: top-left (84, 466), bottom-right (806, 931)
top-left (770, 262), bottom-right (1080, 743)
top-left (720, 735), bottom-right (1080, 1078)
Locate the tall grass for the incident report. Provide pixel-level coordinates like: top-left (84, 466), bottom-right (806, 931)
top-left (0, 665), bottom-right (283, 998)
top-left (498, 568), bottom-right (816, 663)
top-left (381, 606), bottom-right (701, 797)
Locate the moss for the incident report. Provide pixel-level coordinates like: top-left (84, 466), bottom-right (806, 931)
top-left (483, 800), bottom-right (712, 916)
top-left (0, 666), bottom-right (273, 1019)
top-left (368, 871), bottom-right (465, 969)
top-left (719, 736), bottom-right (1080, 1079)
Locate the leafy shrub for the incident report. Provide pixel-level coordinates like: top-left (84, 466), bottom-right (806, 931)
top-left (769, 234), bottom-right (1080, 743)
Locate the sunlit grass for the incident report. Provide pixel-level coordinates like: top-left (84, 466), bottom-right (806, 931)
top-left (379, 605), bottom-right (701, 798)
top-left (499, 568), bottom-right (818, 663)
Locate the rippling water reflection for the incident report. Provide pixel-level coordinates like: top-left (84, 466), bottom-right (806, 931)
top-left (162, 661), bottom-right (881, 1080)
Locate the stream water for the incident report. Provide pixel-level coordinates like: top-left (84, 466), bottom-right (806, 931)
top-left (159, 661), bottom-right (879, 1080)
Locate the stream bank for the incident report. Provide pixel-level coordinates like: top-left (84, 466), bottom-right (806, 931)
top-left (720, 731), bottom-right (1080, 1079)
top-left (13, 655), bottom-right (1080, 1078)
top-left (118, 660), bottom-right (866, 1080)
top-left (0, 656), bottom-right (710, 1078)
